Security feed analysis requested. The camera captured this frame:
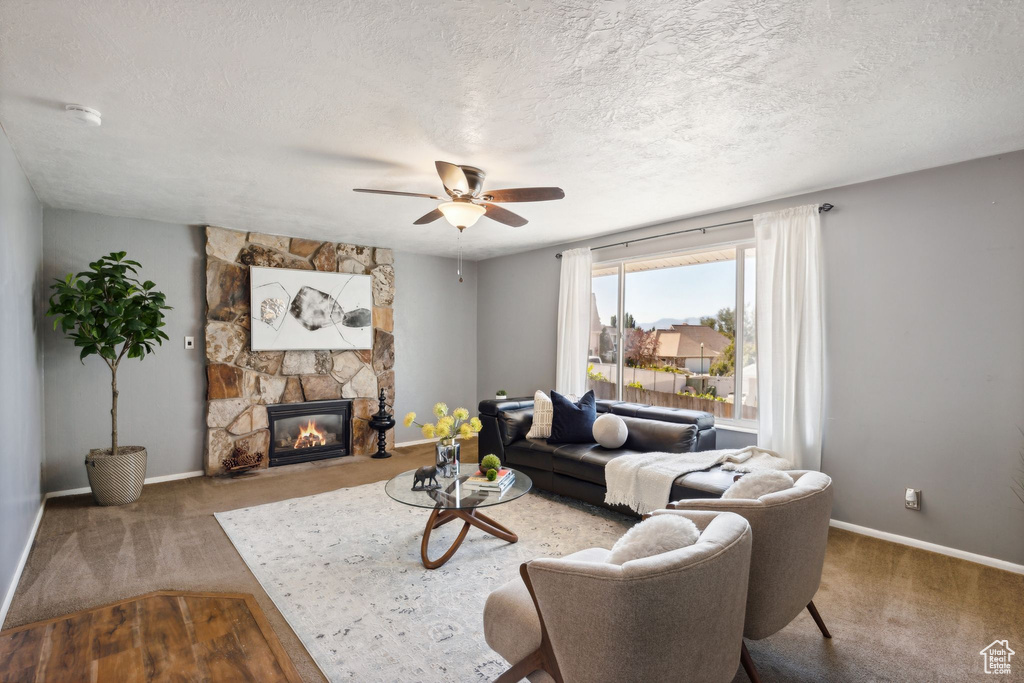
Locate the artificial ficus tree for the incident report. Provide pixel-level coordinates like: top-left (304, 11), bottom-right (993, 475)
top-left (47, 252), bottom-right (171, 456)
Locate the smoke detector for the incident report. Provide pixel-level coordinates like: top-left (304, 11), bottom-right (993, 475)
top-left (65, 104), bottom-right (102, 126)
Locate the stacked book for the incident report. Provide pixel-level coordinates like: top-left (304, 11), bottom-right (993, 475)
top-left (464, 468), bottom-right (515, 493)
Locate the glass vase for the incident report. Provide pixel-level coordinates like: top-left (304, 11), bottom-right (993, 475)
top-left (435, 440), bottom-right (461, 478)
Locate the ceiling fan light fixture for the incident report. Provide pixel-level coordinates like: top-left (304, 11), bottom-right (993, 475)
top-left (438, 201), bottom-right (485, 229)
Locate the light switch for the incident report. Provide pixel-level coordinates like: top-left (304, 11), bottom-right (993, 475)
top-left (184, 336), bottom-right (195, 350)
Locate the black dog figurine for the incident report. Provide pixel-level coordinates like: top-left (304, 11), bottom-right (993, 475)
top-left (411, 465), bottom-right (440, 491)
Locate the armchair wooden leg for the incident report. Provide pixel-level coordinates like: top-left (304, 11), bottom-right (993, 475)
top-left (494, 648), bottom-right (547, 683)
top-left (493, 564), bottom-right (564, 683)
top-left (740, 642), bottom-right (762, 683)
top-left (806, 600), bottom-right (832, 639)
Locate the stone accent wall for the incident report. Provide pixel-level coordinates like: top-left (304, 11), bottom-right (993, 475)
top-left (204, 226), bottom-right (395, 475)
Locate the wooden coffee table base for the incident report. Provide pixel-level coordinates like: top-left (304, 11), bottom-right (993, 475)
top-left (420, 506), bottom-right (518, 569)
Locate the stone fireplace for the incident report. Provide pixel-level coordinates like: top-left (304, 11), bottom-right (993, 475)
top-left (204, 227), bottom-right (395, 475)
top-left (266, 399), bottom-right (352, 466)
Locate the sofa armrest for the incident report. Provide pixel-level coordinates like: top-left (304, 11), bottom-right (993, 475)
top-left (477, 400), bottom-right (535, 464)
top-left (479, 397), bottom-right (535, 416)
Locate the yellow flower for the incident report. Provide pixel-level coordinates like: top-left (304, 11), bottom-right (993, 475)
top-left (433, 402), bottom-right (448, 418)
top-left (458, 423), bottom-right (472, 439)
top-left (469, 417), bottom-right (482, 432)
top-left (453, 407), bottom-right (469, 421)
top-left (438, 415), bottom-right (454, 429)
top-left (421, 424), bottom-right (436, 439)
top-left (436, 423), bottom-right (451, 439)
top-left (403, 412), bottom-right (416, 427)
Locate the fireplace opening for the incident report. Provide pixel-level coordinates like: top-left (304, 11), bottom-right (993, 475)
top-left (266, 400), bottom-right (352, 466)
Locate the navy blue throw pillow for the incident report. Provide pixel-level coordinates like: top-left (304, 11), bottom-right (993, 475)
top-left (548, 390), bottom-right (597, 443)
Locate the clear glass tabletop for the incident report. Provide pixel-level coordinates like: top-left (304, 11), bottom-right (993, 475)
top-left (385, 467), bottom-right (532, 510)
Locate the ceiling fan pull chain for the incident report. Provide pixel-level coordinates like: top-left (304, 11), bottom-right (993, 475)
top-left (457, 234), bottom-right (464, 284)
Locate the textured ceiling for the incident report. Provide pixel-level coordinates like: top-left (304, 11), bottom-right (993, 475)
top-left (1, 0), bottom-right (1023, 259)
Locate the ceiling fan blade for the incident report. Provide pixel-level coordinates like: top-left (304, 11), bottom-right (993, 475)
top-left (482, 203), bottom-right (528, 227)
top-left (435, 161), bottom-right (469, 195)
top-left (353, 188), bottom-right (444, 200)
top-left (482, 187), bottom-right (565, 202)
top-left (413, 208), bottom-right (444, 225)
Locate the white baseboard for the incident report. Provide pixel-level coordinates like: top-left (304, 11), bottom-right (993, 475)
top-left (44, 470), bottom-right (205, 500)
top-left (829, 519), bottom-right (1024, 575)
top-left (395, 437), bottom-right (440, 448)
top-left (1, 498), bottom-right (46, 628)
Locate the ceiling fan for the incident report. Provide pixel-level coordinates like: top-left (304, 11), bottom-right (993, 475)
top-left (353, 161), bottom-right (564, 231)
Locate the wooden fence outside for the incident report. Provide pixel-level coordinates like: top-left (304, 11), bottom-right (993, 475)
top-left (587, 379), bottom-right (757, 420)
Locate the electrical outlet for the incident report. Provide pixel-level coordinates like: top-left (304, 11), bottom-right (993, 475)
top-left (905, 488), bottom-right (922, 511)
top-left (184, 336), bottom-right (195, 350)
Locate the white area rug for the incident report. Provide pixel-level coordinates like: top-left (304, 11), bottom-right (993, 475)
top-left (215, 483), bottom-right (632, 682)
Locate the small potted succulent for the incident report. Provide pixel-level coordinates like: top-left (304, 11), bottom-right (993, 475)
top-left (47, 252), bottom-right (170, 505)
top-left (495, 389), bottom-right (508, 400)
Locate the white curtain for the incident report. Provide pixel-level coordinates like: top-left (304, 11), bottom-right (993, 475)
top-left (555, 247), bottom-right (593, 396)
top-left (754, 205), bottom-right (824, 471)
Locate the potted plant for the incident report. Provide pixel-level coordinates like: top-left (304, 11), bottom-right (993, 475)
top-left (46, 251), bottom-right (171, 506)
top-left (495, 389), bottom-right (508, 400)
top-left (404, 403), bottom-right (482, 478)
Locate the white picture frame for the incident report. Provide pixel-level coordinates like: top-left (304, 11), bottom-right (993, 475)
top-left (249, 266), bottom-right (373, 351)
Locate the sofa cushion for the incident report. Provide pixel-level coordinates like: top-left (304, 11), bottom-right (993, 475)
top-left (599, 401), bottom-right (715, 431)
top-left (672, 467), bottom-right (738, 498)
top-left (548, 390), bottom-right (597, 443)
top-left (503, 439), bottom-right (560, 472)
top-left (551, 445), bottom-right (642, 486)
top-left (498, 406), bottom-right (533, 446)
top-left (621, 416), bottom-right (698, 452)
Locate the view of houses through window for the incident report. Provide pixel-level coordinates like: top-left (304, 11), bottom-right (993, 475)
top-left (589, 244), bottom-right (758, 424)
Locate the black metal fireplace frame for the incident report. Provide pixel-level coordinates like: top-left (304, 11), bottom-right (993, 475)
top-left (266, 399), bottom-right (352, 467)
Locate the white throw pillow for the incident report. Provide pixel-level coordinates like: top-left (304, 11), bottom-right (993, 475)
top-left (721, 470), bottom-right (795, 500)
top-left (525, 390), bottom-right (577, 439)
top-left (525, 390), bottom-right (553, 439)
top-left (593, 413), bottom-right (628, 449)
top-left (606, 514), bottom-right (700, 565)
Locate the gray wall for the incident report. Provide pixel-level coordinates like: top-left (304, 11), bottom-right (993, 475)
top-left (42, 210), bottom-right (206, 491)
top-left (0, 128), bottom-right (44, 621)
top-left (476, 151), bottom-right (1024, 565)
top-left (392, 253), bottom-right (478, 443)
top-left (40, 210), bottom-right (478, 487)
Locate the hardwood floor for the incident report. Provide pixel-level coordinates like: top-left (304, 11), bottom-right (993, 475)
top-left (3, 443), bottom-right (473, 682)
top-left (0, 591), bottom-right (301, 682)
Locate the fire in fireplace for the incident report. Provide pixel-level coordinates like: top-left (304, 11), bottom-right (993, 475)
top-left (294, 420), bottom-right (327, 449)
top-left (266, 400), bottom-right (352, 466)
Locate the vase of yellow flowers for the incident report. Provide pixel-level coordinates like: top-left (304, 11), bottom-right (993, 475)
top-left (404, 402), bottom-right (482, 478)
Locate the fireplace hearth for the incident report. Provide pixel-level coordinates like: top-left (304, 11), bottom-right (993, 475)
top-left (266, 400), bottom-right (352, 466)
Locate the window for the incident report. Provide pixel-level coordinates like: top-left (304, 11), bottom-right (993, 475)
top-left (587, 243), bottom-right (758, 426)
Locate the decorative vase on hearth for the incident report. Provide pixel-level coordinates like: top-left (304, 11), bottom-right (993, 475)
top-left (435, 440), bottom-right (460, 478)
top-left (368, 389), bottom-right (395, 459)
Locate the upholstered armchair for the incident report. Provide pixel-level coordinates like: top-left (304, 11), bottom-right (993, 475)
top-left (483, 510), bottom-right (752, 683)
top-left (668, 471), bottom-right (834, 683)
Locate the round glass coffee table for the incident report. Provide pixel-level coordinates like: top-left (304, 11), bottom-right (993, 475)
top-left (385, 468), bottom-right (532, 569)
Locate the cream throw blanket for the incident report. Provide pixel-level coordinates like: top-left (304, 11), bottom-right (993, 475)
top-left (604, 447), bottom-right (792, 514)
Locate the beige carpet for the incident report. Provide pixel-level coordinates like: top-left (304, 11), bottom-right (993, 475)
top-left (6, 442), bottom-right (1023, 682)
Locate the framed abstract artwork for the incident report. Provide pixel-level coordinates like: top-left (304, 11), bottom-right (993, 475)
top-left (249, 266), bottom-right (373, 350)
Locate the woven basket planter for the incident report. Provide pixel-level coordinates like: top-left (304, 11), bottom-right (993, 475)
top-left (85, 446), bottom-right (147, 506)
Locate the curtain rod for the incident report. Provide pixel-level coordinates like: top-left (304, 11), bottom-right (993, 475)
top-left (555, 203), bottom-right (834, 259)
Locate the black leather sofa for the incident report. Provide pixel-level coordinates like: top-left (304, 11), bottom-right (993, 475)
top-left (477, 397), bottom-right (737, 512)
